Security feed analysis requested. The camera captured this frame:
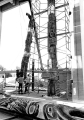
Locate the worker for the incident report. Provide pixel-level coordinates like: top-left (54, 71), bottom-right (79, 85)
top-left (24, 74), bottom-right (30, 93)
top-left (17, 73), bottom-right (24, 94)
top-left (2, 75), bottom-right (6, 88)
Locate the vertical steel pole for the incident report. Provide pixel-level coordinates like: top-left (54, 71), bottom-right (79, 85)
top-left (32, 59), bottom-right (34, 91)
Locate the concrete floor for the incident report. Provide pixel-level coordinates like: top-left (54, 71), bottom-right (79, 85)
top-left (0, 86), bottom-right (84, 120)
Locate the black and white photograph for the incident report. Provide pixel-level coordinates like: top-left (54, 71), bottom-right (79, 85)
top-left (0, 0), bottom-right (84, 120)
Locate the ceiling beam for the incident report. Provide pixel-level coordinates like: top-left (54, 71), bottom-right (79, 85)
top-left (1, 0), bottom-right (28, 12)
top-left (0, 0), bottom-right (13, 6)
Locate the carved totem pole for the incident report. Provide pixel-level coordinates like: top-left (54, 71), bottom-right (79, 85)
top-left (21, 13), bottom-right (34, 79)
top-left (47, 0), bottom-right (60, 96)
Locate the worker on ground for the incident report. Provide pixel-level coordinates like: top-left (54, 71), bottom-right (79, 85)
top-left (24, 74), bottom-right (30, 93)
top-left (17, 73), bottom-right (24, 94)
top-left (2, 75), bottom-right (6, 88)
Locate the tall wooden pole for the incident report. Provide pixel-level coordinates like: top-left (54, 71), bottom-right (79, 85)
top-left (47, 0), bottom-right (60, 96)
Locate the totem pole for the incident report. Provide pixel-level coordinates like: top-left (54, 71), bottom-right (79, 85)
top-left (21, 13), bottom-right (34, 79)
top-left (47, 0), bottom-right (60, 96)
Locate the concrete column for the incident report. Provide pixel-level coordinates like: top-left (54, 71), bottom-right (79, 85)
top-left (0, 8), bottom-right (2, 45)
top-left (79, 0), bottom-right (84, 99)
top-left (72, 2), bottom-right (84, 101)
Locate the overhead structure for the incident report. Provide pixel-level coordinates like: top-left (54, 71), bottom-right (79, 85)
top-left (0, 0), bottom-right (28, 12)
top-left (0, 0), bottom-right (14, 6)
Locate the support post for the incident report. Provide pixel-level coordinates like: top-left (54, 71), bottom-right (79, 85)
top-left (47, 0), bottom-right (60, 96)
top-left (0, 9), bottom-right (2, 93)
top-left (0, 8), bottom-right (2, 45)
top-left (32, 59), bottom-right (34, 91)
top-left (72, 1), bottom-right (84, 101)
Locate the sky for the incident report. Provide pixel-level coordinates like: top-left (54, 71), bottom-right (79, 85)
top-left (0, 0), bottom-right (74, 71)
top-left (0, 2), bottom-right (30, 70)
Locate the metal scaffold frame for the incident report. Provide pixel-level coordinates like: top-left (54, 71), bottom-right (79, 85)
top-left (30, 0), bottom-right (71, 96)
top-left (31, 0), bottom-right (71, 68)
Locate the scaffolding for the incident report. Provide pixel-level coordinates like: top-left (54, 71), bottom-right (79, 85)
top-left (28, 0), bottom-right (71, 96)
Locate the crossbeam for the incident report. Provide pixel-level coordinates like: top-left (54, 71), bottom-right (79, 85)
top-left (0, 69), bottom-right (70, 74)
top-left (38, 32), bottom-right (70, 40)
top-left (0, 70), bottom-right (56, 74)
top-left (34, 3), bottom-right (69, 15)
